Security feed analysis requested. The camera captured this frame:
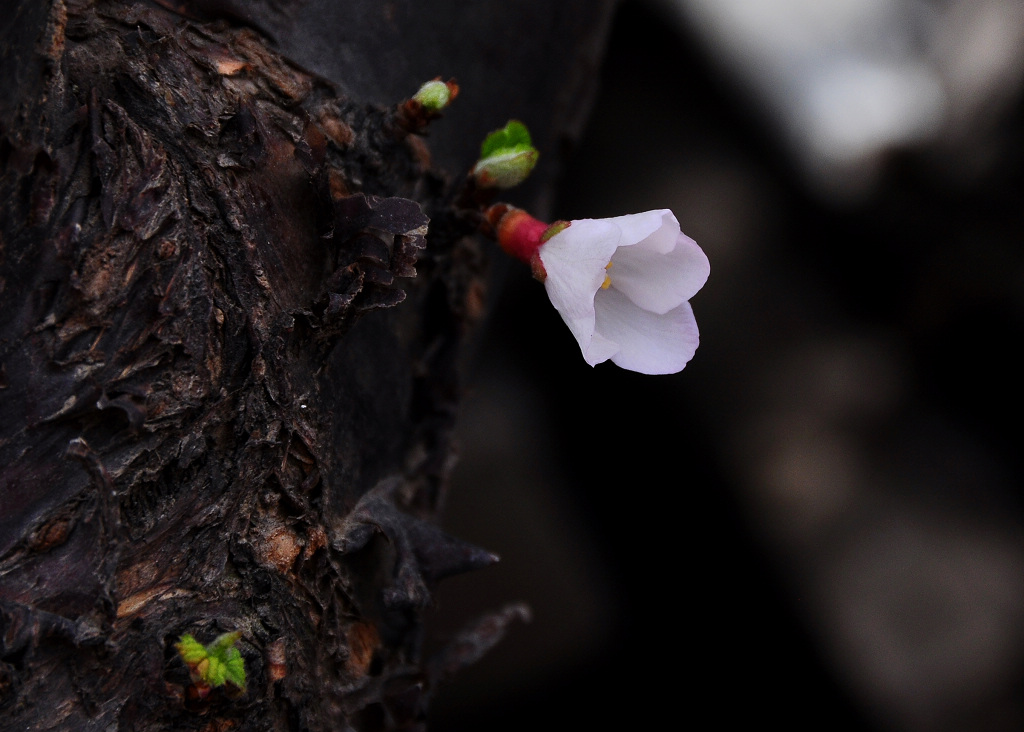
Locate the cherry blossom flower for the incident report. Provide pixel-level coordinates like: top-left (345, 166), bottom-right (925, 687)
top-left (489, 206), bottom-right (710, 375)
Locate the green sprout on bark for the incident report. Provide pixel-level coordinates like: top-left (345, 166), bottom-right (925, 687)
top-left (471, 119), bottom-right (539, 188)
top-left (175, 631), bottom-right (247, 692)
top-left (412, 79), bottom-right (457, 111)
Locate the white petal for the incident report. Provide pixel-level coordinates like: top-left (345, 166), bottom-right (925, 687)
top-left (580, 330), bottom-right (620, 367)
top-left (606, 210), bottom-right (676, 253)
top-left (593, 287), bottom-right (700, 375)
top-left (611, 230), bottom-right (710, 314)
top-left (597, 210), bottom-right (710, 315)
top-left (539, 218), bottom-right (621, 282)
top-left (540, 218), bottom-right (621, 355)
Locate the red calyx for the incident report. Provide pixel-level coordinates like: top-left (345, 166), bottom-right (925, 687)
top-left (485, 205), bottom-right (550, 268)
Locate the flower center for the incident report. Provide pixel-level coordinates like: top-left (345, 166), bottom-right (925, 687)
top-left (601, 262), bottom-right (612, 290)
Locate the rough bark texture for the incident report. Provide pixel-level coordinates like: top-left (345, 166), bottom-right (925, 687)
top-left (0, 1), bottom-right (615, 729)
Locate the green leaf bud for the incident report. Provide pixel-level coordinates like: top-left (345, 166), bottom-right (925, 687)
top-left (412, 79), bottom-right (454, 112)
top-left (176, 630), bottom-right (246, 692)
top-left (472, 120), bottom-right (539, 188)
top-left (224, 648), bottom-right (247, 689)
top-left (175, 634), bottom-right (208, 665)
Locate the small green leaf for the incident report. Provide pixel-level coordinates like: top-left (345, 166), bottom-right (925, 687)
top-left (208, 631), bottom-right (243, 657)
top-left (176, 630), bottom-right (246, 691)
top-left (206, 655), bottom-right (228, 687)
top-left (175, 634), bottom-right (208, 666)
top-left (480, 120), bottom-right (533, 159)
top-left (224, 648), bottom-right (247, 689)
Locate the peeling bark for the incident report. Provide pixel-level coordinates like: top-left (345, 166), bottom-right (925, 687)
top-left (0, 1), bottom-right (616, 729)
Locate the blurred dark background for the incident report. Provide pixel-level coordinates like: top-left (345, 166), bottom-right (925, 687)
top-left (424, 1), bottom-right (1024, 730)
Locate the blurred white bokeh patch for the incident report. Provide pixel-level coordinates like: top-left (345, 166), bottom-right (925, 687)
top-left (656, 0), bottom-right (1024, 200)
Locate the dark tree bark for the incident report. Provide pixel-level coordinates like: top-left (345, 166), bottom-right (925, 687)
top-left (0, 1), bottom-right (616, 729)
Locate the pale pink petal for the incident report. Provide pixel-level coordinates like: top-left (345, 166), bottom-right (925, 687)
top-left (607, 209), bottom-right (676, 253)
top-left (610, 229), bottom-right (710, 314)
top-left (539, 218), bottom-right (621, 284)
top-left (592, 288), bottom-right (700, 375)
top-left (539, 218), bottom-right (620, 354)
top-left (580, 329), bottom-right (620, 367)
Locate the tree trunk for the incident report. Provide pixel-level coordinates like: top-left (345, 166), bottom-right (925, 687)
top-left (0, 1), bottom-right (616, 729)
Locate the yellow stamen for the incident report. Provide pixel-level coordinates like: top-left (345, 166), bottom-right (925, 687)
top-left (601, 262), bottom-right (612, 290)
